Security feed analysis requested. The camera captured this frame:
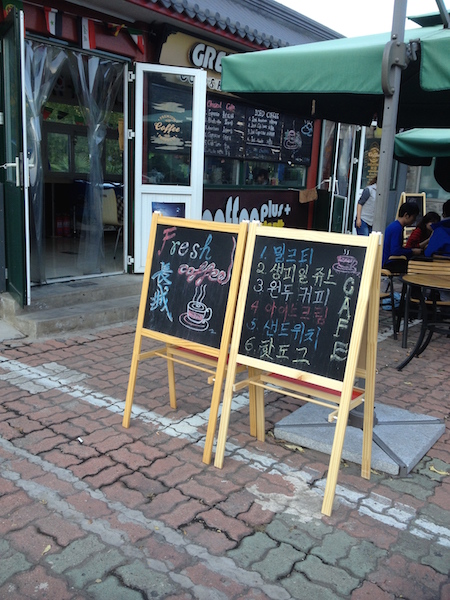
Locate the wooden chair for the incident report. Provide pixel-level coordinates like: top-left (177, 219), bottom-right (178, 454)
top-left (102, 187), bottom-right (123, 259)
top-left (381, 255), bottom-right (408, 339)
top-left (402, 257), bottom-right (450, 347)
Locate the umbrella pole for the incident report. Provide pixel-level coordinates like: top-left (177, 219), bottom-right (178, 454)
top-left (373, 0), bottom-right (407, 233)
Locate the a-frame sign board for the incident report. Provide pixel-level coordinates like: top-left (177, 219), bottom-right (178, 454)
top-left (122, 214), bottom-right (248, 465)
top-left (214, 222), bottom-right (382, 516)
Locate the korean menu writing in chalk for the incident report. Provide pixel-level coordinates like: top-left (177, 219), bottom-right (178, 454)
top-left (143, 223), bottom-right (238, 349)
top-left (238, 236), bottom-right (367, 381)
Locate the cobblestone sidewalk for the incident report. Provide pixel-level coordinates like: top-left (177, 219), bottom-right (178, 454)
top-left (0, 314), bottom-right (449, 599)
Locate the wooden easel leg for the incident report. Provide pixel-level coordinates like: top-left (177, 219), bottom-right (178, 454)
top-left (255, 384), bottom-right (265, 442)
top-left (321, 406), bottom-right (348, 516)
top-left (248, 366), bottom-right (257, 437)
top-left (214, 376), bottom-right (236, 469)
top-left (361, 395), bottom-right (374, 480)
top-left (122, 337), bottom-right (142, 428)
top-left (166, 347), bottom-right (177, 410)
top-left (248, 367), bottom-right (266, 442)
top-left (361, 253), bottom-right (380, 479)
top-left (202, 377), bottom-right (223, 465)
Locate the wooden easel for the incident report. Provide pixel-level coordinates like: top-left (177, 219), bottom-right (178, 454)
top-left (213, 223), bottom-right (381, 516)
top-left (122, 214), bottom-right (248, 465)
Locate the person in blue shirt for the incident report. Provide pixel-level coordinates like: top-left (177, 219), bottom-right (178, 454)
top-left (424, 199), bottom-right (450, 258)
top-left (382, 202), bottom-right (422, 269)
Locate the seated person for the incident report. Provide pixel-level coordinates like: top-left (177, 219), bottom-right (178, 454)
top-left (382, 202), bottom-right (422, 270)
top-left (405, 211), bottom-right (441, 250)
top-left (255, 168), bottom-right (269, 185)
top-left (424, 199), bottom-right (450, 258)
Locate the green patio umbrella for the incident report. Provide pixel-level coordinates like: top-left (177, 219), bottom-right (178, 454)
top-left (394, 128), bottom-right (450, 163)
top-left (221, 6), bottom-right (450, 230)
top-left (394, 127), bottom-right (450, 190)
top-left (221, 25), bottom-right (450, 129)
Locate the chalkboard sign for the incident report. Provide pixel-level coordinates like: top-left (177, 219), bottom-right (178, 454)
top-left (398, 192), bottom-right (426, 242)
top-left (398, 192), bottom-right (426, 224)
top-left (123, 216), bottom-right (248, 465)
top-left (205, 96), bottom-right (245, 158)
top-left (213, 224), bottom-right (381, 516)
top-left (143, 221), bottom-right (240, 349)
top-left (245, 107), bottom-right (283, 160)
top-left (280, 117), bottom-right (314, 166)
top-left (238, 236), bottom-right (366, 380)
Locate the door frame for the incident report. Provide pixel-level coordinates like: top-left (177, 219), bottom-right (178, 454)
top-left (132, 63), bottom-right (206, 273)
top-left (0, 8), bottom-right (30, 305)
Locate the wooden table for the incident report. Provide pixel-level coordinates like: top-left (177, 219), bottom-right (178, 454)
top-left (397, 273), bottom-right (450, 371)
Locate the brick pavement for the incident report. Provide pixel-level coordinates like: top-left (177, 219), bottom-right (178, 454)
top-left (0, 313), bottom-right (449, 600)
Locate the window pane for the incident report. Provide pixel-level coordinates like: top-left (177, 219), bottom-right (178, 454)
top-left (204, 157), bottom-right (240, 185)
top-left (244, 161), bottom-right (306, 187)
top-left (47, 132), bottom-right (69, 172)
top-left (142, 72), bottom-right (193, 185)
top-left (74, 135), bottom-right (89, 173)
top-left (105, 138), bottom-right (122, 175)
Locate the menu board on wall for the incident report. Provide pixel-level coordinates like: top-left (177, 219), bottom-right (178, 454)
top-left (245, 107), bottom-right (283, 160)
top-left (205, 96), bottom-right (245, 158)
top-left (280, 117), bottom-right (314, 165)
top-left (205, 94), bottom-right (313, 166)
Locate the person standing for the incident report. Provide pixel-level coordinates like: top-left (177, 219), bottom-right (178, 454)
top-left (355, 176), bottom-right (377, 236)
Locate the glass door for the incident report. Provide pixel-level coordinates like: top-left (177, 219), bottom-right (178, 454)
top-left (328, 123), bottom-right (357, 234)
top-left (133, 64), bottom-right (206, 272)
top-left (0, 9), bottom-right (30, 306)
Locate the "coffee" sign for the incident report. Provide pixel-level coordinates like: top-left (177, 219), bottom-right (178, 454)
top-left (143, 222), bottom-right (238, 349)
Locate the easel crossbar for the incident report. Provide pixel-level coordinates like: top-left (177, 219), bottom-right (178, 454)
top-left (235, 375), bottom-right (365, 414)
top-left (150, 349), bottom-right (219, 377)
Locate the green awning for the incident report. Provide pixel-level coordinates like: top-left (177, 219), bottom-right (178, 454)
top-left (221, 25), bottom-right (450, 127)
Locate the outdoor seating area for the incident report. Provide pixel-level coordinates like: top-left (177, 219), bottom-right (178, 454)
top-left (396, 256), bottom-right (450, 370)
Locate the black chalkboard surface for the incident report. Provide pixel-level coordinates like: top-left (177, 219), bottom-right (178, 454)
top-left (205, 96), bottom-right (245, 158)
top-left (245, 107), bottom-right (283, 160)
top-left (143, 221), bottom-right (239, 349)
top-left (238, 235), bottom-right (366, 380)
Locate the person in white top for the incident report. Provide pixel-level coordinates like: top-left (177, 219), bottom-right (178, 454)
top-left (355, 176), bottom-right (377, 236)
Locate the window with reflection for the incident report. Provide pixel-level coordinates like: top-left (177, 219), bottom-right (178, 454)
top-left (142, 73), bottom-right (193, 185)
top-left (47, 132), bottom-right (69, 172)
top-left (244, 161), bottom-right (306, 187)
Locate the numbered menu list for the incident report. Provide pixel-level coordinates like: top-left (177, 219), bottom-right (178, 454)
top-left (245, 107), bottom-right (283, 160)
top-left (239, 237), bottom-right (367, 381)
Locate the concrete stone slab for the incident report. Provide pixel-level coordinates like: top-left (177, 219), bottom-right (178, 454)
top-left (0, 320), bottom-right (25, 342)
top-left (274, 403), bottom-right (445, 476)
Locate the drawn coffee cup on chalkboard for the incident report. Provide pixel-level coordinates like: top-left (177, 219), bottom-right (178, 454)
top-left (180, 285), bottom-right (212, 331)
top-left (283, 129), bottom-right (302, 150)
top-left (333, 254), bottom-right (360, 275)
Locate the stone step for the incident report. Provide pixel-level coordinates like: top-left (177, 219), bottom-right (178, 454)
top-left (0, 274), bottom-right (143, 338)
top-left (12, 294), bottom-right (140, 338)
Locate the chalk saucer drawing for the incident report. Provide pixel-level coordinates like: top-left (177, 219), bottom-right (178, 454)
top-left (179, 313), bottom-right (209, 331)
top-left (332, 254), bottom-right (360, 275)
top-left (179, 284), bottom-right (213, 332)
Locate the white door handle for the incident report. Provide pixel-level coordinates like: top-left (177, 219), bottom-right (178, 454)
top-left (0, 157), bottom-right (20, 186)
